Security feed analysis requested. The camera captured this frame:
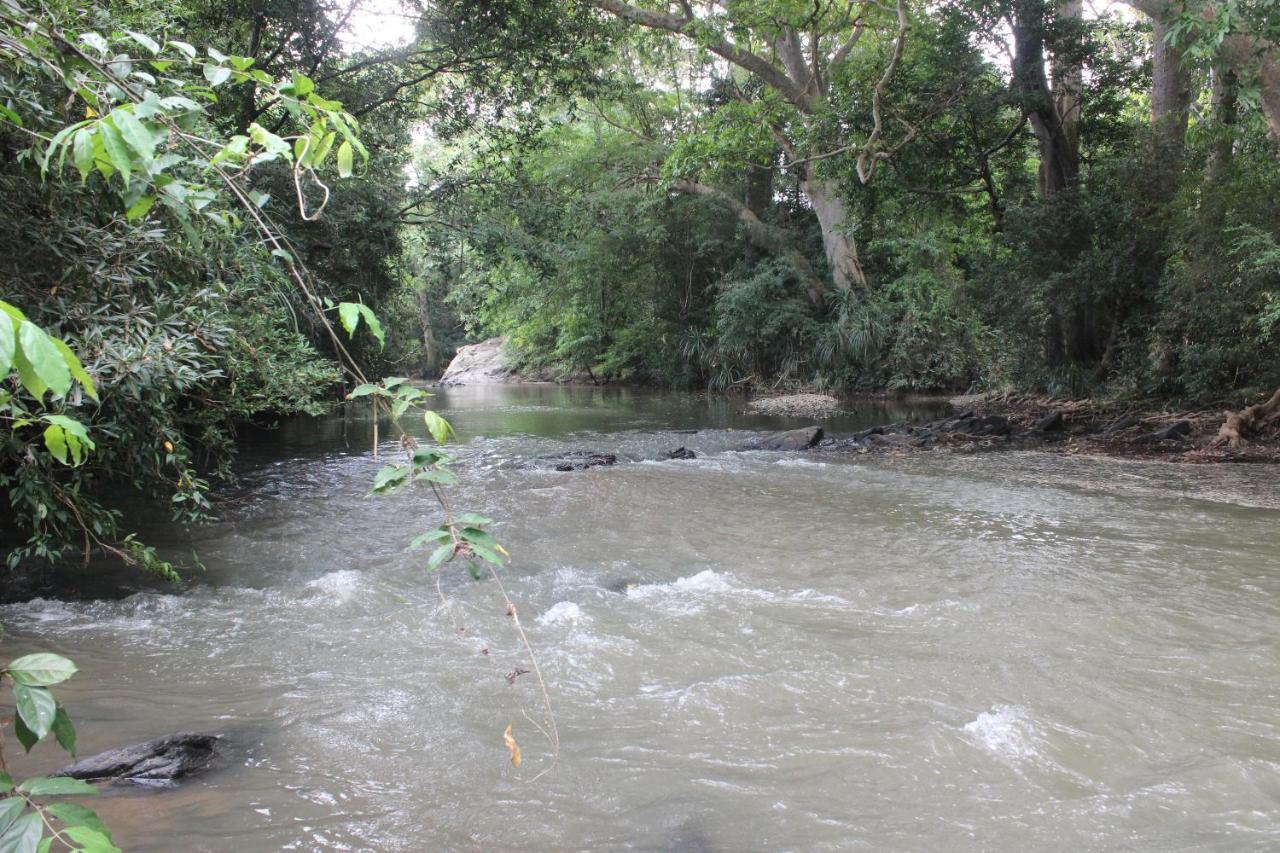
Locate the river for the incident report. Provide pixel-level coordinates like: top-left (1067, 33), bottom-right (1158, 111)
top-left (4, 385), bottom-right (1280, 851)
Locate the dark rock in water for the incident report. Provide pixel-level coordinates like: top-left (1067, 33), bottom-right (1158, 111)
top-left (1104, 412), bottom-right (1141, 434)
top-left (605, 578), bottom-right (642, 594)
top-left (665, 447), bottom-right (697, 460)
top-left (741, 426), bottom-right (824, 451)
top-left (541, 451), bottom-right (618, 471)
top-left (1033, 411), bottom-right (1065, 433)
top-left (1132, 419), bottom-right (1192, 444)
top-left (54, 733), bottom-right (219, 786)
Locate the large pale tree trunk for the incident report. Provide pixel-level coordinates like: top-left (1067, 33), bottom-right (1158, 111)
top-left (801, 170), bottom-right (867, 291)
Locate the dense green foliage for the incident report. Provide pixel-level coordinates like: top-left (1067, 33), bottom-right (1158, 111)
top-left (408, 0), bottom-right (1280, 402)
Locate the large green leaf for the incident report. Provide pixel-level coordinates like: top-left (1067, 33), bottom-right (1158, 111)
top-left (112, 110), bottom-right (155, 163)
top-left (13, 684), bottom-right (56, 739)
top-left (17, 321), bottom-right (70, 398)
top-left (49, 339), bottom-right (99, 401)
top-left (423, 410), bottom-right (454, 445)
top-left (369, 465), bottom-right (409, 495)
top-left (356, 305), bottom-right (384, 349)
top-left (7, 653), bottom-right (77, 687)
top-left (45, 803), bottom-right (110, 839)
top-left (0, 810), bottom-right (41, 853)
top-left (17, 777), bottom-right (96, 797)
top-left (0, 798), bottom-right (22, 835)
top-left (60, 826), bottom-right (118, 853)
top-left (97, 121), bottom-right (132, 188)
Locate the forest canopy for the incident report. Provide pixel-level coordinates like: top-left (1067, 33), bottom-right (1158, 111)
top-left (3, 0), bottom-right (1280, 571)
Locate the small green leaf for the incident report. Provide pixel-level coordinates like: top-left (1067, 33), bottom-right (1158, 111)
top-left (78, 32), bottom-right (108, 56)
top-left (407, 528), bottom-right (451, 550)
top-left (427, 543), bottom-right (454, 572)
top-left (336, 140), bottom-right (353, 178)
top-left (7, 653), bottom-right (77, 686)
top-left (423, 410), bottom-right (454, 444)
top-left (125, 31), bottom-right (160, 55)
top-left (369, 465), bottom-right (410, 495)
top-left (13, 683), bottom-right (56, 739)
top-left (0, 772), bottom-right (12, 794)
top-left (415, 468), bottom-right (459, 486)
top-left (203, 64), bottom-right (231, 87)
top-left (453, 512), bottom-right (493, 526)
top-left (168, 40), bottom-right (197, 59)
top-left (345, 383), bottom-right (386, 399)
top-left (337, 302), bottom-right (360, 338)
top-left (468, 542), bottom-right (506, 566)
top-left (411, 448), bottom-right (452, 467)
top-left (458, 526), bottom-right (500, 551)
top-left (125, 194), bottom-right (156, 222)
top-left (52, 706), bottom-right (76, 756)
top-left (71, 129), bottom-right (94, 182)
top-left (17, 776), bottom-right (97, 797)
top-left (13, 714), bottom-right (37, 753)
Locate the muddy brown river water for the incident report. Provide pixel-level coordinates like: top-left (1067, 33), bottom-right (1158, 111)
top-left (4, 386), bottom-right (1280, 851)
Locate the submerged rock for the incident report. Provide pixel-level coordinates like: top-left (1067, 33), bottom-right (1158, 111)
top-left (539, 451), bottom-right (618, 471)
top-left (54, 733), bottom-right (219, 787)
top-left (664, 447), bottom-right (697, 460)
top-left (741, 426), bottom-right (824, 451)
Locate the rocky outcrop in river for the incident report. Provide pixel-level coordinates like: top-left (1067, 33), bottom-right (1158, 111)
top-left (54, 732), bottom-right (220, 786)
top-left (439, 337), bottom-right (516, 385)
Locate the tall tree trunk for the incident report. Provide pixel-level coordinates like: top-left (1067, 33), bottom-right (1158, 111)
top-left (1012, 0), bottom-right (1080, 196)
top-left (1200, 67), bottom-right (1238, 230)
top-left (1150, 18), bottom-right (1192, 199)
top-left (1052, 0), bottom-right (1083, 187)
top-left (416, 288), bottom-right (437, 375)
top-left (801, 169), bottom-right (866, 291)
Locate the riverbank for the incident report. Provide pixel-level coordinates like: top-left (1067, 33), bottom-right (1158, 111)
top-left (820, 390), bottom-right (1280, 464)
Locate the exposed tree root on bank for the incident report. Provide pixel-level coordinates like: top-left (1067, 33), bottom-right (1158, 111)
top-left (1213, 388), bottom-right (1280, 449)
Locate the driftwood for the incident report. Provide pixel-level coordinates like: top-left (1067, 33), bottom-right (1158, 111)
top-left (1214, 388), bottom-right (1280, 448)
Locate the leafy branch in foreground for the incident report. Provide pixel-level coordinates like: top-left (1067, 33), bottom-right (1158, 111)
top-left (344, 369), bottom-right (560, 781)
top-left (0, 651), bottom-right (119, 853)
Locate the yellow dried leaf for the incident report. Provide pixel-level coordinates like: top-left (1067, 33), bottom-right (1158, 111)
top-left (503, 723), bottom-right (522, 768)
